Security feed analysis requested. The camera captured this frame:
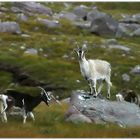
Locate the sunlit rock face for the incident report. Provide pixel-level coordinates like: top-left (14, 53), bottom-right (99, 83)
top-left (65, 90), bottom-right (140, 127)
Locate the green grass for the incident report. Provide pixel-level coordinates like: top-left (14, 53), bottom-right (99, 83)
top-left (0, 2), bottom-right (140, 138)
top-left (1, 103), bottom-right (140, 138)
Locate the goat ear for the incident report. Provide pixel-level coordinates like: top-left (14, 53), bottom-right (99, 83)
top-left (74, 42), bottom-right (80, 52)
top-left (73, 48), bottom-right (78, 52)
top-left (82, 44), bottom-right (88, 51)
top-left (47, 91), bottom-right (52, 96)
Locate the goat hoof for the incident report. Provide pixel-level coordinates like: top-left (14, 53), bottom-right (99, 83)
top-left (107, 95), bottom-right (110, 99)
top-left (93, 94), bottom-right (97, 98)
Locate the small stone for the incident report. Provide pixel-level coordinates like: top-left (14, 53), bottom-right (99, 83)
top-left (39, 48), bottom-right (43, 52)
top-left (76, 80), bottom-right (80, 83)
top-left (108, 45), bottom-right (130, 52)
top-left (122, 73), bottom-right (130, 82)
top-left (131, 65), bottom-right (140, 74)
top-left (66, 114), bottom-right (92, 124)
top-left (24, 48), bottom-right (38, 55)
top-left (20, 46), bottom-right (26, 50)
top-left (62, 54), bottom-right (69, 59)
top-left (44, 54), bottom-right (48, 57)
top-left (21, 34), bottom-right (30, 38)
top-left (38, 18), bottom-right (60, 28)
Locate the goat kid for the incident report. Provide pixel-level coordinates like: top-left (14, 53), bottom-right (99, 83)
top-left (0, 94), bottom-right (8, 122)
top-left (74, 45), bottom-right (112, 99)
top-left (2, 86), bottom-right (51, 124)
top-left (116, 89), bottom-right (140, 107)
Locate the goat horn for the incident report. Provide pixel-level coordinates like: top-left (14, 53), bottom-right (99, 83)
top-left (51, 95), bottom-right (62, 106)
top-left (38, 86), bottom-right (51, 100)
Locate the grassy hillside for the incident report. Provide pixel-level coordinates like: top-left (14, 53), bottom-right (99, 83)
top-left (0, 2), bottom-right (140, 138)
top-left (1, 103), bottom-right (140, 138)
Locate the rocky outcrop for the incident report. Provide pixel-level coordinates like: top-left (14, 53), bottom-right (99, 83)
top-left (16, 13), bottom-right (28, 22)
top-left (120, 13), bottom-right (140, 23)
top-left (65, 91), bottom-right (140, 127)
top-left (132, 28), bottom-right (140, 36)
top-left (13, 2), bottom-right (52, 15)
top-left (101, 39), bottom-right (131, 52)
top-left (57, 12), bottom-right (78, 21)
top-left (0, 22), bottom-right (21, 34)
top-left (73, 5), bottom-right (88, 20)
top-left (89, 10), bottom-right (118, 36)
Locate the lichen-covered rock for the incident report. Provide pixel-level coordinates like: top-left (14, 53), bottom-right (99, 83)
top-left (37, 18), bottom-right (60, 28)
top-left (58, 12), bottom-right (77, 21)
top-left (87, 10), bottom-right (102, 21)
top-left (66, 114), bottom-right (92, 124)
top-left (101, 39), bottom-right (130, 52)
top-left (74, 21), bottom-right (91, 29)
top-left (89, 10), bottom-right (118, 36)
top-left (65, 91), bottom-right (140, 127)
top-left (73, 5), bottom-right (88, 20)
top-left (0, 22), bottom-right (21, 34)
top-left (116, 23), bottom-right (132, 38)
top-left (17, 13), bottom-right (28, 22)
top-left (132, 28), bottom-right (140, 36)
top-left (120, 13), bottom-right (140, 23)
top-left (13, 2), bottom-right (52, 15)
top-left (132, 13), bottom-right (140, 22)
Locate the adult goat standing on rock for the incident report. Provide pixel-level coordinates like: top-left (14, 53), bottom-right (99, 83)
top-left (74, 44), bottom-right (112, 99)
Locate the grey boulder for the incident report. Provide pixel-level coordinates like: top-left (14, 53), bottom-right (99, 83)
top-left (13, 2), bottom-right (52, 15)
top-left (89, 10), bottom-right (118, 36)
top-left (17, 13), bottom-right (28, 22)
top-left (37, 18), bottom-right (60, 28)
top-left (0, 22), bottom-right (21, 34)
top-left (73, 5), bottom-right (88, 20)
top-left (116, 23), bottom-right (131, 38)
top-left (58, 12), bottom-right (78, 21)
top-left (132, 28), bottom-right (140, 36)
top-left (65, 91), bottom-right (140, 127)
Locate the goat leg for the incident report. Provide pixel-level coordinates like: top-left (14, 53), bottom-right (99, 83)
top-left (28, 112), bottom-right (35, 122)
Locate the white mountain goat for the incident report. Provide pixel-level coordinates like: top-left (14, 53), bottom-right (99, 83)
top-left (74, 44), bottom-right (112, 99)
top-left (0, 94), bottom-right (9, 122)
